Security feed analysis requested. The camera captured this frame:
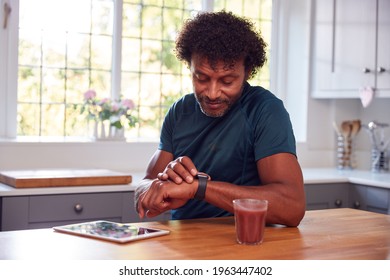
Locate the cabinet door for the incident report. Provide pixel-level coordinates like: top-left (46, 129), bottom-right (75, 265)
top-left (349, 184), bottom-right (367, 210)
top-left (365, 186), bottom-right (390, 214)
top-left (313, 0), bottom-right (376, 97)
top-left (304, 184), bottom-right (350, 210)
top-left (376, 0), bottom-right (390, 94)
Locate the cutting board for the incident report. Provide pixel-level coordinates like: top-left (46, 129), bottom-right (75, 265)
top-left (0, 169), bottom-right (132, 188)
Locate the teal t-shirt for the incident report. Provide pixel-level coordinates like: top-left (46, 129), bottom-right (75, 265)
top-left (159, 82), bottom-right (296, 219)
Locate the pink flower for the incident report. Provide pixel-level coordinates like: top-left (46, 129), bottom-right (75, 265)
top-left (111, 102), bottom-right (120, 111)
top-left (84, 89), bottom-right (96, 100)
top-left (99, 98), bottom-right (110, 105)
top-left (81, 89), bottom-right (137, 129)
top-left (122, 99), bottom-right (135, 110)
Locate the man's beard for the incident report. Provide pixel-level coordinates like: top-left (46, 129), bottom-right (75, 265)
top-left (195, 95), bottom-right (233, 118)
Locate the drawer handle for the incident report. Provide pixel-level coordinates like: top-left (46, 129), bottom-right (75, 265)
top-left (74, 203), bottom-right (83, 213)
top-left (362, 68), bottom-right (371, 73)
top-left (354, 201), bottom-right (361, 209)
top-left (334, 199), bottom-right (342, 207)
top-left (377, 67), bottom-right (386, 73)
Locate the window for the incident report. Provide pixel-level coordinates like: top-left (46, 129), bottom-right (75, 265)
top-left (0, 0), bottom-right (272, 141)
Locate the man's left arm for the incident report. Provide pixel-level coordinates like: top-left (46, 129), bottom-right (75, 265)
top-left (202, 153), bottom-right (306, 226)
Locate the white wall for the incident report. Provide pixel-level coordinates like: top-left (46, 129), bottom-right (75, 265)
top-left (0, 141), bottom-right (158, 173)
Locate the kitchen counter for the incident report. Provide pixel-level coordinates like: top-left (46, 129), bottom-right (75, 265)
top-left (0, 208), bottom-right (389, 260)
top-left (302, 168), bottom-right (390, 189)
top-left (0, 168), bottom-right (389, 196)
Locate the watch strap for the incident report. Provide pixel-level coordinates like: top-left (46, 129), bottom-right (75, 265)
top-left (194, 173), bottom-right (208, 200)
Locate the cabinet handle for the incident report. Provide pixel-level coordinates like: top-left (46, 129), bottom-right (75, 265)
top-left (334, 199), bottom-right (342, 207)
top-left (362, 68), bottom-right (371, 73)
top-left (377, 67), bottom-right (386, 73)
top-left (354, 201), bottom-right (361, 209)
top-left (74, 203), bottom-right (83, 213)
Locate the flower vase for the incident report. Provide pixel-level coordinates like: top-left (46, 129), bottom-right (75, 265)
top-left (93, 121), bottom-right (98, 139)
top-left (110, 126), bottom-right (126, 141)
top-left (93, 120), bottom-right (109, 140)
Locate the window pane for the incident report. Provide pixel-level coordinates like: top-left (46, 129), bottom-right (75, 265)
top-left (67, 33), bottom-right (91, 68)
top-left (139, 74), bottom-right (161, 106)
top-left (140, 40), bottom-right (162, 73)
top-left (41, 31), bottom-right (66, 68)
top-left (91, 35), bottom-right (113, 69)
top-left (41, 104), bottom-right (65, 136)
top-left (122, 38), bottom-right (141, 72)
top-left (17, 103), bottom-right (40, 136)
top-left (66, 70), bottom-right (91, 104)
top-left (18, 30), bottom-right (42, 66)
top-left (18, 67), bottom-right (41, 103)
top-left (17, 0), bottom-right (114, 137)
top-left (137, 106), bottom-right (161, 139)
top-left (41, 68), bottom-right (65, 103)
top-left (122, 3), bottom-right (142, 38)
top-left (121, 72), bottom-right (140, 100)
top-left (142, 6), bottom-right (163, 40)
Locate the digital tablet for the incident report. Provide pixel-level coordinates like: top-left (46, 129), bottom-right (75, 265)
top-left (53, 220), bottom-right (170, 243)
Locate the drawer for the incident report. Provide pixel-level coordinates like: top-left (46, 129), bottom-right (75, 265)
top-left (29, 192), bottom-right (123, 223)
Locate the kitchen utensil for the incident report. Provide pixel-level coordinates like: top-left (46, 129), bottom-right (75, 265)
top-left (332, 121), bottom-right (341, 135)
top-left (341, 121), bottom-right (352, 139)
top-left (366, 121), bottom-right (379, 149)
top-left (350, 120), bottom-right (361, 138)
top-left (340, 121), bottom-right (352, 167)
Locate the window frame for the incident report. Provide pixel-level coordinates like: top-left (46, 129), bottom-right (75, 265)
top-left (0, 0), bottom-right (19, 138)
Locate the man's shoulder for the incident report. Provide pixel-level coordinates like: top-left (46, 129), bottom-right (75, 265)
top-left (240, 84), bottom-right (283, 112)
top-left (171, 93), bottom-right (196, 111)
top-left (243, 84), bottom-right (279, 102)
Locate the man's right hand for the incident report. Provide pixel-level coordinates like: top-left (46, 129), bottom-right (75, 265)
top-left (157, 156), bottom-right (198, 184)
top-left (137, 178), bottom-right (197, 218)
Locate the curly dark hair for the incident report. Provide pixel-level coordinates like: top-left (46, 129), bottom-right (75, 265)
top-left (175, 10), bottom-right (267, 79)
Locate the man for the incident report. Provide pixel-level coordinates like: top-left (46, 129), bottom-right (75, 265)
top-left (135, 11), bottom-right (305, 227)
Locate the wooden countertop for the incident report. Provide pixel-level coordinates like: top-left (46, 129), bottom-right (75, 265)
top-left (0, 208), bottom-right (389, 260)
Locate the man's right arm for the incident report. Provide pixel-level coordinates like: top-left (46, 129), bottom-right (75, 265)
top-left (135, 149), bottom-right (174, 217)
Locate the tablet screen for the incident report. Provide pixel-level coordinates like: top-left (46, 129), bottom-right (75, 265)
top-left (53, 220), bottom-right (170, 243)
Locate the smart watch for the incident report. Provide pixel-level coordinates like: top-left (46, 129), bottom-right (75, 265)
top-left (194, 173), bottom-right (208, 200)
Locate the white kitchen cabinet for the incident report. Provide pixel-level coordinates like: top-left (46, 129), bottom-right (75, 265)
top-left (377, 0), bottom-right (390, 92)
top-left (312, 0), bottom-right (390, 98)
